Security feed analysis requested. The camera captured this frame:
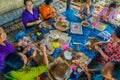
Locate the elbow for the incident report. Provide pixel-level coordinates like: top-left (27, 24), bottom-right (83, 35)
top-left (44, 61), bottom-right (48, 65)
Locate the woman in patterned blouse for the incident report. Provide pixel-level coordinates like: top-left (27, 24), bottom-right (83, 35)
top-left (94, 27), bottom-right (120, 64)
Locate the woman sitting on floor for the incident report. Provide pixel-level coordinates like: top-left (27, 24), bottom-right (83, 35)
top-left (0, 27), bottom-right (28, 73)
top-left (22, 0), bottom-right (41, 29)
top-left (40, 0), bottom-right (56, 20)
top-left (3, 44), bottom-right (48, 80)
top-left (98, 2), bottom-right (116, 22)
top-left (79, 0), bottom-right (94, 18)
top-left (80, 60), bottom-right (120, 80)
top-left (94, 27), bottom-right (120, 65)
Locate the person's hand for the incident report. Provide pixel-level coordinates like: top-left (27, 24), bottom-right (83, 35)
top-left (104, 18), bottom-right (108, 22)
top-left (23, 46), bottom-right (32, 54)
top-left (80, 64), bottom-right (91, 77)
top-left (40, 44), bottom-right (46, 53)
top-left (51, 12), bottom-right (56, 17)
top-left (113, 42), bottom-right (118, 47)
top-left (94, 45), bottom-right (102, 52)
top-left (54, 12), bottom-right (57, 16)
top-left (80, 64), bottom-right (89, 72)
top-left (101, 16), bottom-right (105, 20)
top-left (18, 40), bottom-right (27, 46)
top-left (94, 42), bottom-right (102, 46)
top-left (35, 19), bottom-right (41, 24)
top-left (101, 16), bottom-right (108, 22)
top-left (31, 48), bottom-right (38, 58)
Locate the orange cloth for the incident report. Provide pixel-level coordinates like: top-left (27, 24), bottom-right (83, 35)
top-left (40, 4), bottom-right (55, 19)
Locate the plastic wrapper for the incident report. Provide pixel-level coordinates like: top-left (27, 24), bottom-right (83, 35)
top-left (98, 31), bottom-right (111, 40)
top-left (70, 22), bottom-right (83, 34)
top-left (52, 48), bottom-right (64, 58)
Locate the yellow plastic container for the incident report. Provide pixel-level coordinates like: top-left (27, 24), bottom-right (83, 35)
top-left (52, 42), bottom-right (60, 49)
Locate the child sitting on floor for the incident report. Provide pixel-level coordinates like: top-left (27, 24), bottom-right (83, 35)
top-left (3, 44), bottom-right (48, 80)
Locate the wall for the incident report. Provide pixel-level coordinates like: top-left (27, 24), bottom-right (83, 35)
top-left (0, 0), bottom-right (38, 15)
top-left (0, 0), bottom-right (44, 25)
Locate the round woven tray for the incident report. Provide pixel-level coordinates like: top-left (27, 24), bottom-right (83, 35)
top-left (81, 21), bottom-right (89, 27)
top-left (54, 21), bottom-right (69, 31)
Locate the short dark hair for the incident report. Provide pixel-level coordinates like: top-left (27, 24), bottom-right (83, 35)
top-left (24, 0), bottom-right (33, 5)
top-left (84, 0), bottom-right (91, 2)
top-left (115, 27), bottom-right (120, 38)
top-left (3, 52), bottom-right (24, 74)
top-left (44, 0), bottom-right (53, 5)
top-left (111, 61), bottom-right (120, 80)
top-left (109, 2), bottom-right (116, 8)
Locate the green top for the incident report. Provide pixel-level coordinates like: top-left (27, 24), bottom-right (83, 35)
top-left (11, 65), bottom-right (48, 80)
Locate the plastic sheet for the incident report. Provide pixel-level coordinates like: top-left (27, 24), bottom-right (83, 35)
top-left (98, 31), bottom-right (111, 40)
top-left (31, 33), bottom-right (37, 41)
top-left (62, 9), bottom-right (82, 23)
top-left (48, 19), bottom-right (55, 23)
top-left (14, 30), bottom-right (26, 42)
top-left (104, 25), bottom-right (115, 34)
top-left (70, 41), bottom-right (97, 59)
top-left (69, 34), bottom-right (89, 45)
top-left (52, 48), bottom-right (64, 58)
top-left (79, 45), bottom-right (97, 59)
top-left (25, 27), bottom-right (35, 34)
